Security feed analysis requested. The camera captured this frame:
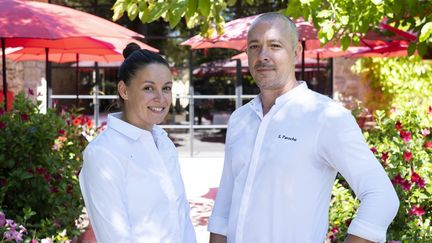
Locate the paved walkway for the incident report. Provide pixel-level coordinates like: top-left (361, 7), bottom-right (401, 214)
top-left (180, 157), bottom-right (224, 243)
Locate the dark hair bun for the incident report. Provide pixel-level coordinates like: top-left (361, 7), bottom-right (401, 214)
top-left (123, 43), bottom-right (141, 59)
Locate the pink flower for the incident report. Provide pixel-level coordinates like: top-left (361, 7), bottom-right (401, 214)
top-left (424, 140), bottom-right (432, 149)
top-left (0, 121), bottom-right (5, 129)
top-left (403, 151), bottom-right (412, 162)
top-left (370, 147), bottom-right (377, 154)
top-left (411, 172), bottom-right (426, 188)
top-left (422, 128), bottom-right (430, 137)
top-left (395, 121), bottom-right (403, 131)
top-left (0, 107), bottom-right (5, 115)
top-left (381, 152), bottom-right (389, 162)
top-left (35, 167), bottom-right (46, 174)
top-left (330, 226), bottom-right (339, 234)
top-left (44, 173), bottom-right (51, 182)
top-left (409, 205), bottom-right (425, 217)
top-left (50, 186), bottom-right (59, 193)
top-left (399, 130), bottom-right (411, 142)
top-left (390, 106), bottom-right (397, 113)
top-left (401, 179), bottom-right (412, 191)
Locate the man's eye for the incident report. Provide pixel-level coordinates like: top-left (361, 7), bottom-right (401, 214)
top-left (248, 45), bottom-right (259, 50)
top-left (271, 44), bottom-right (281, 48)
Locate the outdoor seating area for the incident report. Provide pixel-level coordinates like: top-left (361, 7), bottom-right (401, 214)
top-left (1, 0), bottom-right (432, 242)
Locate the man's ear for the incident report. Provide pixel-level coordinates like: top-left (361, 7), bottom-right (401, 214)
top-left (294, 41), bottom-right (303, 59)
top-left (117, 81), bottom-right (128, 100)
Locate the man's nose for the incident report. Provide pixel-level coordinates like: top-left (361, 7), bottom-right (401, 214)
top-left (258, 46), bottom-right (270, 61)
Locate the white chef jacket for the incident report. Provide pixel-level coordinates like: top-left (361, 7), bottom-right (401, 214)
top-left (208, 82), bottom-right (399, 243)
top-left (79, 112), bottom-right (196, 243)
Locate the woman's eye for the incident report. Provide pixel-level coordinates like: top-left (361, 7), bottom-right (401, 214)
top-left (163, 86), bottom-right (172, 92)
top-left (143, 86), bottom-right (153, 91)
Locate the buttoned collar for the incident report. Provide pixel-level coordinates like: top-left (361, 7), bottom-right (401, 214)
top-left (107, 112), bottom-right (166, 140)
top-left (249, 81), bottom-right (308, 117)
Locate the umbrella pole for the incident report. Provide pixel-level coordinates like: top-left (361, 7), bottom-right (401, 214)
top-left (235, 59), bottom-right (243, 109)
top-left (76, 53), bottom-right (79, 107)
top-left (301, 40), bottom-right (305, 81)
top-left (1, 38), bottom-right (7, 110)
top-left (45, 48), bottom-right (52, 108)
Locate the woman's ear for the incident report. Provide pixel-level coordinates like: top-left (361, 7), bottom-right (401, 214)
top-left (118, 81), bottom-right (128, 100)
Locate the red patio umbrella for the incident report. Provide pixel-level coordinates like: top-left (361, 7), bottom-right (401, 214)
top-left (181, 13), bottom-right (415, 81)
top-left (0, 0), bottom-right (157, 109)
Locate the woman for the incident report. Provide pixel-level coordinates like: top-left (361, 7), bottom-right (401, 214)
top-left (79, 43), bottom-right (196, 243)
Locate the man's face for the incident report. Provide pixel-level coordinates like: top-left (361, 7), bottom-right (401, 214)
top-left (247, 19), bottom-right (299, 91)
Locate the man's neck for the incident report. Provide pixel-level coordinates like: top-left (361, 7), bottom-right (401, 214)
top-left (260, 80), bottom-right (300, 116)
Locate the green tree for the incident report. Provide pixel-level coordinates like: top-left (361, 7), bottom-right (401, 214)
top-left (112, 0), bottom-right (432, 55)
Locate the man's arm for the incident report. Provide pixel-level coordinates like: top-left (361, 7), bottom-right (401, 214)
top-left (344, 234), bottom-right (373, 243)
top-left (209, 232), bottom-right (227, 243)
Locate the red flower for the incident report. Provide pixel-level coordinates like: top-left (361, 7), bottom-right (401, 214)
top-left (20, 113), bottom-right (29, 121)
top-left (0, 121), bottom-right (5, 129)
top-left (28, 88), bottom-right (34, 95)
top-left (35, 167), bottom-right (46, 174)
top-left (381, 152), bottom-right (389, 162)
top-left (399, 130), bottom-right (411, 142)
top-left (58, 129), bottom-right (66, 135)
top-left (391, 173), bottom-right (403, 185)
top-left (72, 117), bottom-right (81, 126)
top-left (0, 107), bottom-right (5, 116)
top-left (424, 140), bottom-right (432, 149)
top-left (395, 121), bottom-right (403, 131)
top-left (67, 184), bottom-right (73, 194)
top-left (86, 119), bottom-right (93, 128)
top-left (370, 147), bottom-right (377, 154)
top-left (409, 205), bottom-right (425, 217)
top-left (330, 226), bottom-right (339, 234)
top-left (50, 186), bottom-right (59, 193)
top-left (429, 106), bottom-right (432, 115)
top-left (401, 179), bottom-right (412, 191)
top-left (411, 171), bottom-right (421, 183)
top-left (403, 151), bottom-right (412, 162)
top-left (44, 173), bottom-right (51, 182)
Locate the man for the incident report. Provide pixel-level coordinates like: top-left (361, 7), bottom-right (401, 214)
top-left (208, 13), bottom-right (399, 243)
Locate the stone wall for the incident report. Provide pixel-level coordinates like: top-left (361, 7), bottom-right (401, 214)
top-left (332, 57), bottom-right (369, 109)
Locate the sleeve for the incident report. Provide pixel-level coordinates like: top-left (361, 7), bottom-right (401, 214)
top-left (79, 145), bottom-right (140, 243)
top-left (207, 119), bottom-right (235, 236)
top-left (317, 108), bottom-right (399, 243)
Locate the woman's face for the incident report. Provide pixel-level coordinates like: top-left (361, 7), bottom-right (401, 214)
top-left (118, 63), bottom-right (172, 131)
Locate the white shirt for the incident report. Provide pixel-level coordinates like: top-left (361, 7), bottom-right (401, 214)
top-left (79, 112), bottom-right (196, 243)
top-left (208, 82), bottom-right (399, 243)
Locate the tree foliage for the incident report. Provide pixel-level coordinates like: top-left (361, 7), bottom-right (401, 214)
top-left (112, 0), bottom-right (432, 54)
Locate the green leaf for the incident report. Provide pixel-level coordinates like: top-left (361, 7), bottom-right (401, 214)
top-left (245, 0), bottom-right (254, 5)
top-left (419, 22), bottom-right (432, 42)
top-left (317, 10), bottom-right (333, 19)
top-left (127, 2), bottom-right (139, 21)
top-left (227, 0), bottom-right (237, 7)
top-left (147, 2), bottom-right (169, 23)
top-left (417, 41), bottom-right (428, 56)
top-left (408, 42), bottom-right (417, 56)
top-left (138, 2), bottom-right (149, 22)
top-left (371, 0), bottom-right (383, 5)
top-left (186, 0), bottom-right (198, 17)
top-left (112, 0), bottom-right (127, 21)
top-left (341, 35), bottom-right (351, 50)
top-left (168, 0), bottom-right (186, 29)
top-left (198, 0), bottom-right (211, 17)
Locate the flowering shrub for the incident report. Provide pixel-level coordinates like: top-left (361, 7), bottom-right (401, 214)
top-left (365, 105), bottom-right (432, 240)
top-left (0, 92), bottom-right (94, 241)
top-left (327, 105), bottom-right (432, 241)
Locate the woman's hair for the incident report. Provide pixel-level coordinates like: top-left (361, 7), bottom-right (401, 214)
top-left (116, 43), bottom-right (169, 108)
